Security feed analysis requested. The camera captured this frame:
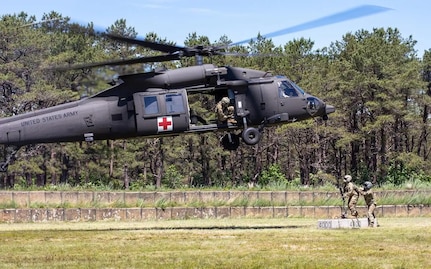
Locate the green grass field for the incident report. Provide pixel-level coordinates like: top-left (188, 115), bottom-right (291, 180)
top-left (0, 218), bottom-right (430, 269)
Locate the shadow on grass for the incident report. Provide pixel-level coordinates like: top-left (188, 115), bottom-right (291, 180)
top-left (50, 224), bottom-right (307, 232)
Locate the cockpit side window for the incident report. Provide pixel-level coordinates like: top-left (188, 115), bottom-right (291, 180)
top-left (278, 80), bottom-right (298, 98)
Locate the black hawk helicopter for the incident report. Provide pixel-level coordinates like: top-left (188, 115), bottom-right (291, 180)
top-left (0, 5), bottom-right (390, 172)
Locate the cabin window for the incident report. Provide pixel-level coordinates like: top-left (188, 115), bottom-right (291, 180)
top-left (143, 96), bottom-right (159, 115)
top-left (165, 93), bottom-right (185, 114)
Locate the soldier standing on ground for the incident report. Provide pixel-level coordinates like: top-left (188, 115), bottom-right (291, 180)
top-left (343, 175), bottom-right (360, 218)
top-left (359, 181), bottom-right (377, 227)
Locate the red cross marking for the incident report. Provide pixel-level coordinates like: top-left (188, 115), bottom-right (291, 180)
top-left (158, 117), bottom-right (172, 130)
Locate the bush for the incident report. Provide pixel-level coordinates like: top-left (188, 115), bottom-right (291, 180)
top-left (259, 164), bottom-right (287, 186)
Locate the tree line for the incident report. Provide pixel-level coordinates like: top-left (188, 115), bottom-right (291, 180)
top-left (1, 12), bottom-right (431, 189)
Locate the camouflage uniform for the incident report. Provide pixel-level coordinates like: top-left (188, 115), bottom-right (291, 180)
top-left (343, 175), bottom-right (359, 217)
top-left (359, 181), bottom-right (377, 227)
top-left (216, 97), bottom-right (236, 124)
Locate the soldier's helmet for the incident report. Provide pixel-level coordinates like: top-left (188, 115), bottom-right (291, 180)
top-left (363, 181), bottom-right (373, 190)
top-left (343, 175), bottom-right (352, 182)
top-left (221, 97), bottom-right (230, 105)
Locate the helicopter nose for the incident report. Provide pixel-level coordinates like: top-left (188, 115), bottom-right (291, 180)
top-left (325, 104), bottom-right (335, 114)
top-left (321, 104), bottom-right (335, 121)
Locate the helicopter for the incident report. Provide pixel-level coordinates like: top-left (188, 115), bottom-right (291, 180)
top-left (0, 5), bottom-right (390, 172)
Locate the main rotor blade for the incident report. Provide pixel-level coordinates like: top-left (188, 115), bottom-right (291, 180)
top-left (230, 5), bottom-right (391, 46)
top-left (20, 18), bottom-right (63, 28)
top-left (105, 34), bottom-right (183, 53)
top-left (53, 54), bottom-right (181, 71)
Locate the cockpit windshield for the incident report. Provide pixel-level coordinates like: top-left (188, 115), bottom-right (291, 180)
top-left (290, 81), bottom-right (305, 95)
top-left (278, 80), bottom-right (301, 98)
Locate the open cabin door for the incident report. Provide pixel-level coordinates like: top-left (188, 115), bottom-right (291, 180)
top-left (133, 89), bottom-right (190, 136)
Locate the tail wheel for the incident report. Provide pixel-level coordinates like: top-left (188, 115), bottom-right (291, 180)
top-left (242, 127), bottom-right (261, 145)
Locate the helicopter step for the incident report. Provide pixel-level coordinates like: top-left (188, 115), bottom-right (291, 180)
top-left (187, 123), bottom-right (238, 133)
top-left (188, 123), bottom-right (244, 150)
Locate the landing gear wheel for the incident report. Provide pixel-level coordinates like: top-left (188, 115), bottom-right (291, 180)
top-left (221, 133), bottom-right (240, 150)
top-left (242, 127), bottom-right (261, 145)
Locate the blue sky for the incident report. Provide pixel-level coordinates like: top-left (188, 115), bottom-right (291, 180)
top-left (3, 0), bottom-right (430, 55)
